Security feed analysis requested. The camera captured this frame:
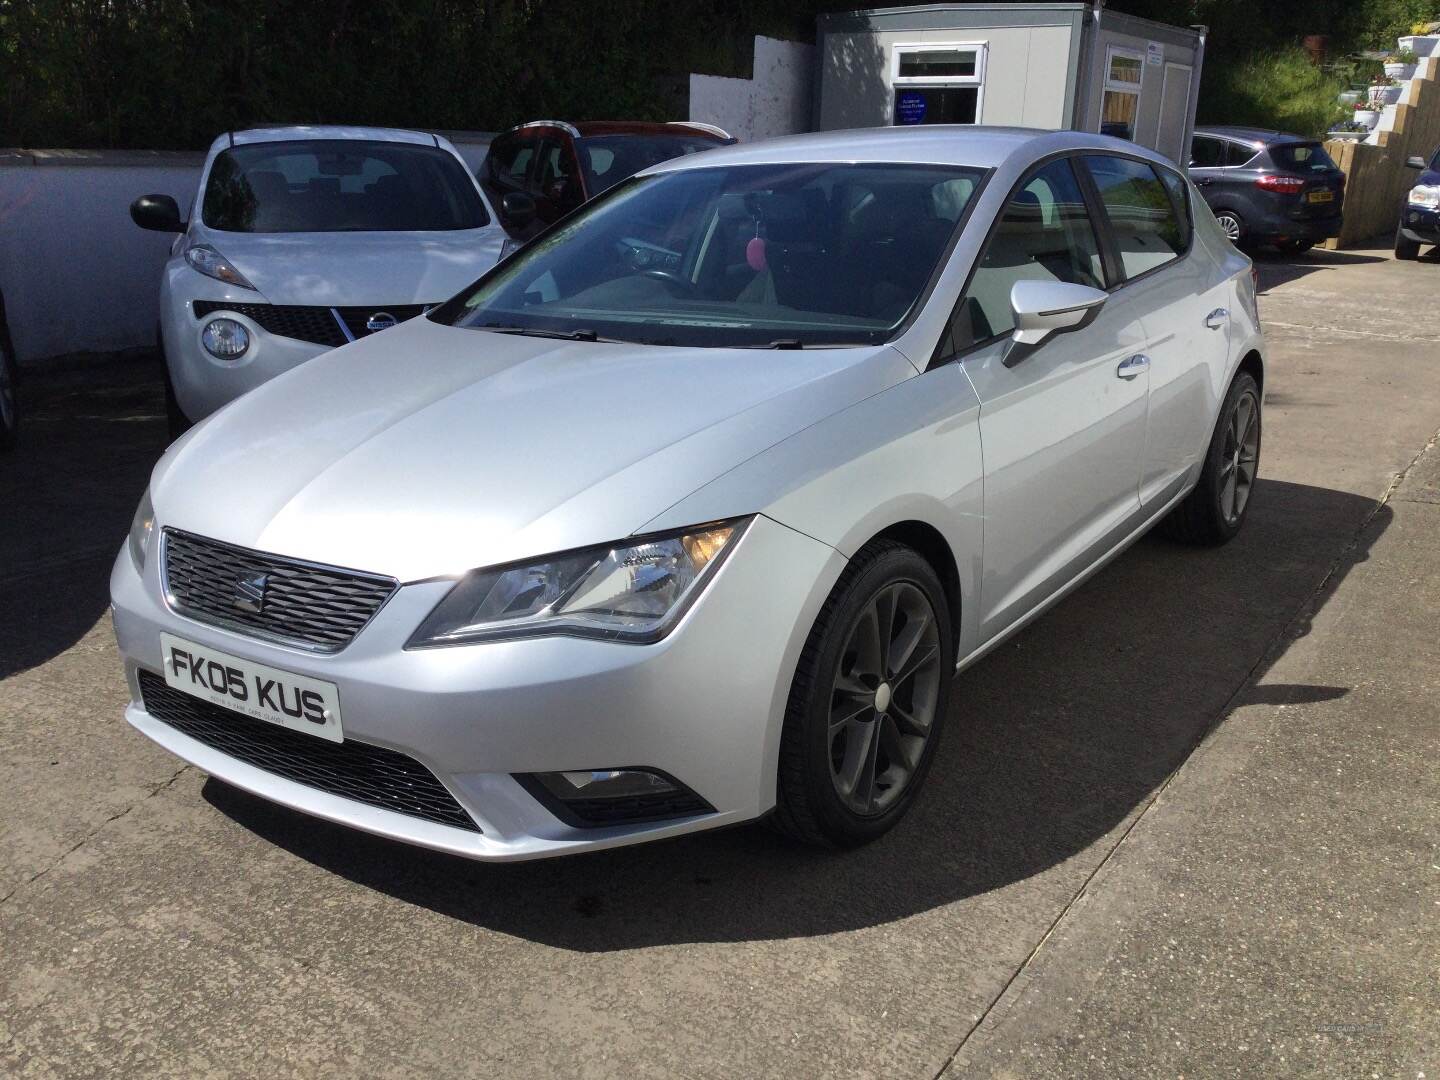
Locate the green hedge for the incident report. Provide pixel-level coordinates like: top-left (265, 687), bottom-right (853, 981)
top-left (1197, 49), bottom-right (1350, 138)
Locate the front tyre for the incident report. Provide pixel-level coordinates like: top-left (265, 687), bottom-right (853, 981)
top-left (1394, 225), bottom-right (1421, 261)
top-left (772, 540), bottom-right (953, 848)
top-left (1161, 371), bottom-right (1261, 546)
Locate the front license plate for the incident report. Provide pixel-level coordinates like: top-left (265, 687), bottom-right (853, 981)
top-left (159, 633), bottom-right (343, 742)
top-left (1307, 189), bottom-right (1335, 203)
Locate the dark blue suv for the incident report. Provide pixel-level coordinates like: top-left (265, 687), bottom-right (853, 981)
top-left (1189, 126), bottom-right (1345, 252)
top-left (1396, 147), bottom-right (1440, 260)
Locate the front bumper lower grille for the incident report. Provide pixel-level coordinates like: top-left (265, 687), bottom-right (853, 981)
top-left (192, 300), bottom-right (427, 348)
top-left (139, 671), bottom-right (480, 832)
top-left (162, 529), bottom-right (397, 653)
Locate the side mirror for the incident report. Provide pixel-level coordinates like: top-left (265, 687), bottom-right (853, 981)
top-left (1005, 280), bottom-right (1109, 365)
top-left (1405, 155), bottom-right (1428, 170)
top-left (130, 193), bottom-right (185, 232)
top-left (501, 191), bottom-right (537, 231)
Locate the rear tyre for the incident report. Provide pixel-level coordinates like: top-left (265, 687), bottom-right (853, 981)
top-left (1214, 210), bottom-right (1244, 246)
top-left (771, 540), bottom-right (953, 849)
top-left (1394, 226), bottom-right (1421, 261)
top-left (1160, 372), bottom-right (1261, 546)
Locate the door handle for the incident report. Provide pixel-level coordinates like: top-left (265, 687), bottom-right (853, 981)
top-left (1116, 354), bottom-right (1150, 380)
top-left (1205, 307), bottom-right (1230, 330)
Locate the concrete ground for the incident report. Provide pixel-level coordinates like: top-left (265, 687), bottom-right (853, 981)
top-left (1, 242), bottom-right (1437, 1079)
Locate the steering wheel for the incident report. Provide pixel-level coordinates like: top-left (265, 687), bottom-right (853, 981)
top-left (640, 268), bottom-right (696, 296)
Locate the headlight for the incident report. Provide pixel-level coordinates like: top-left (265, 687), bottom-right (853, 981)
top-left (408, 519), bottom-right (749, 647)
top-left (1408, 184), bottom-right (1440, 210)
top-left (128, 489), bottom-right (155, 572)
top-left (201, 317), bottom-right (250, 360)
top-left (184, 243), bottom-right (256, 289)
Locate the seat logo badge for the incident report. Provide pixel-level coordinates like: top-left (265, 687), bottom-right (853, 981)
top-left (234, 572), bottom-right (268, 614)
top-left (365, 311), bottom-right (398, 333)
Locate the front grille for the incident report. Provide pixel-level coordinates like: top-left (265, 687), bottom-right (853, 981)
top-left (139, 672), bottom-right (479, 832)
top-left (192, 301), bottom-right (430, 347)
top-left (193, 301), bottom-right (347, 347)
top-left (162, 529), bottom-right (397, 652)
top-left (333, 304), bottom-right (427, 340)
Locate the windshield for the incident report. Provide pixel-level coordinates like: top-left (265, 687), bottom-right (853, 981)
top-left (577, 134), bottom-right (728, 196)
top-left (443, 162), bottom-right (986, 348)
top-left (1271, 143), bottom-right (1338, 173)
top-left (202, 140), bottom-right (489, 232)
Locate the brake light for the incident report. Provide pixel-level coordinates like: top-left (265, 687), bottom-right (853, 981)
top-left (1256, 174), bottom-right (1306, 193)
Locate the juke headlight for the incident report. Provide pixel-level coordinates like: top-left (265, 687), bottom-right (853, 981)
top-left (408, 519), bottom-right (749, 647)
top-left (185, 243), bottom-right (256, 290)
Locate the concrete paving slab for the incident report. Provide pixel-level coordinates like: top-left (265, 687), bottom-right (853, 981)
top-left (2, 245), bottom-right (1439, 1077)
top-left (943, 444), bottom-right (1440, 1080)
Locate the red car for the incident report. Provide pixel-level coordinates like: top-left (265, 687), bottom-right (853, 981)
top-left (481, 120), bottom-right (734, 240)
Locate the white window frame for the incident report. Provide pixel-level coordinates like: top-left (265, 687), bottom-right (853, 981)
top-left (889, 41), bottom-right (988, 126)
top-left (1100, 45), bottom-right (1144, 135)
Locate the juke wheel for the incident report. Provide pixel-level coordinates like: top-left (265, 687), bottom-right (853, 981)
top-left (1161, 371), bottom-right (1261, 545)
top-left (772, 540), bottom-right (953, 848)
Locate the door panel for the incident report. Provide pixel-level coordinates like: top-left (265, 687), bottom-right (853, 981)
top-left (962, 301), bottom-right (1149, 642)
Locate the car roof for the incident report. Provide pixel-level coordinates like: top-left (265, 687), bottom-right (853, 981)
top-left (641, 125), bottom-right (1170, 175)
top-left (1194, 125), bottom-right (1315, 146)
top-left (502, 120), bottom-right (732, 141)
top-left (211, 126), bottom-right (450, 151)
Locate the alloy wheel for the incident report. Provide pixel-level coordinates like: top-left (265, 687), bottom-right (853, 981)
top-left (828, 581), bottom-right (942, 816)
top-left (1219, 389), bottom-right (1260, 524)
top-left (1216, 213), bottom-right (1242, 243)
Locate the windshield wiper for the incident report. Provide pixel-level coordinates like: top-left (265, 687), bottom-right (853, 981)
top-left (480, 323), bottom-right (619, 343)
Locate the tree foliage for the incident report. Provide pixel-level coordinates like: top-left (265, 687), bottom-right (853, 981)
top-left (1, 0), bottom-right (1435, 150)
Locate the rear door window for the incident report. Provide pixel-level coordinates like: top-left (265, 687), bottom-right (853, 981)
top-left (1082, 155), bottom-right (1187, 281)
top-left (1224, 141), bottom-right (1258, 167)
top-left (1189, 136), bottom-right (1226, 169)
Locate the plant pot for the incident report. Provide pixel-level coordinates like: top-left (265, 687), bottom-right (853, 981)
top-left (1326, 129), bottom-right (1367, 142)
top-left (1383, 61), bottom-right (1417, 79)
top-left (1398, 35), bottom-right (1440, 57)
top-left (1353, 108), bottom-right (1380, 128)
top-left (1370, 84), bottom-right (1403, 105)
top-left (1339, 89), bottom-right (1363, 105)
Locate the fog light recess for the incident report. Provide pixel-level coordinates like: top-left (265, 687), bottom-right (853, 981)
top-left (518, 768), bottom-right (714, 828)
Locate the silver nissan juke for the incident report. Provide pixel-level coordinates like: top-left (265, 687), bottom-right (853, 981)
top-left (111, 127), bottom-right (1264, 861)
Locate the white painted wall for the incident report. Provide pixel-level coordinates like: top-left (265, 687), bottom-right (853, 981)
top-left (690, 36), bottom-right (814, 143)
top-left (0, 154), bottom-right (203, 365)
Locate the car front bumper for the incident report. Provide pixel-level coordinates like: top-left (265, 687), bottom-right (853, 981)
top-left (110, 514), bottom-right (845, 861)
top-left (161, 266), bottom-right (333, 423)
top-left (1399, 204), bottom-right (1440, 244)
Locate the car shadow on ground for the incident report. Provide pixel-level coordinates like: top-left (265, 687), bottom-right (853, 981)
top-left (205, 475), bottom-right (1389, 950)
top-left (1250, 242), bottom-right (1389, 293)
top-left (0, 358), bottom-right (169, 678)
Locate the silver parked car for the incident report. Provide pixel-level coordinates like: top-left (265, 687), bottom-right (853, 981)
top-left (112, 127), bottom-right (1264, 860)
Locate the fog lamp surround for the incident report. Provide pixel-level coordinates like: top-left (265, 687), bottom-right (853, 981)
top-left (201, 318), bottom-right (250, 360)
top-left (408, 518), bottom-right (749, 647)
top-left (519, 768), bottom-right (715, 828)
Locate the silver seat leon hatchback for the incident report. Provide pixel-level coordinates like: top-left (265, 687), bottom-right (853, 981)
top-left (112, 126), bottom-right (1264, 861)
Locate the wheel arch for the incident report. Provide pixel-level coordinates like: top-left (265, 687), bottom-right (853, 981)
top-left (862, 519), bottom-right (962, 638)
top-left (1237, 348), bottom-right (1264, 395)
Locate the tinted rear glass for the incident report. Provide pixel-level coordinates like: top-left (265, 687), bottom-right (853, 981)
top-left (576, 135), bottom-right (725, 196)
top-left (1271, 143), bottom-right (1338, 172)
top-left (203, 140), bottom-right (489, 232)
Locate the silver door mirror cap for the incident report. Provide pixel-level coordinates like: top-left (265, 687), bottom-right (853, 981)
top-left (1009, 280), bottom-right (1109, 348)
